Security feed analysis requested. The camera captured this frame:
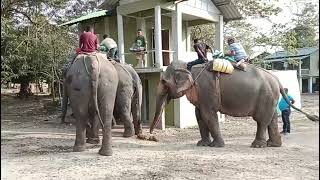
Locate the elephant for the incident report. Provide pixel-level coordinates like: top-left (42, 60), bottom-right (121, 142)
top-left (61, 60), bottom-right (145, 143)
top-left (64, 53), bottom-right (118, 156)
top-left (149, 60), bottom-right (318, 148)
top-left (85, 61), bottom-right (145, 143)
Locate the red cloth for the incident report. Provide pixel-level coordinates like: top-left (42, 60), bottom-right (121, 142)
top-left (76, 48), bottom-right (81, 54)
top-left (79, 32), bottom-right (99, 52)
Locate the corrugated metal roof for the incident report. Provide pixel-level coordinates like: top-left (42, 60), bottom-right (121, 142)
top-left (211, 0), bottom-right (242, 21)
top-left (265, 47), bottom-right (319, 60)
top-left (59, 10), bottom-right (110, 26)
top-left (265, 55), bottom-right (310, 62)
top-left (98, 0), bottom-right (242, 21)
top-left (98, 0), bottom-right (119, 10)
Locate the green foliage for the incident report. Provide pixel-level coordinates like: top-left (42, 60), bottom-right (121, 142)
top-left (190, 0), bottom-right (282, 54)
top-left (190, 24), bottom-right (215, 47)
top-left (1, 0), bottom-right (78, 97)
top-left (1, 17), bottom-right (77, 85)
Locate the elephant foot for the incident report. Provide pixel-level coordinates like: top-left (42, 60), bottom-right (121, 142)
top-left (196, 139), bottom-right (212, 146)
top-left (136, 133), bottom-right (147, 140)
top-left (86, 138), bottom-right (100, 144)
top-left (209, 138), bottom-right (225, 147)
top-left (98, 147), bottom-right (112, 156)
top-left (123, 128), bottom-right (134, 138)
top-left (73, 145), bottom-right (86, 152)
top-left (267, 139), bottom-right (282, 147)
top-left (251, 139), bottom-right (267, 148)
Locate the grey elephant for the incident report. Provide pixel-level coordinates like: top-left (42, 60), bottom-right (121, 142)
top-left (62, 60), bottom-right (145, 141)
top-left (149, 60), bottom-right (318, 148)
top-left (85, 61), bottom-right (146, 143)
top-left (64, 53), bottom-right (118, 156)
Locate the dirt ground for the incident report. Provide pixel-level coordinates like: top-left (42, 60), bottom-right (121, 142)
top-left (1, 90), bottom-right (319, 180)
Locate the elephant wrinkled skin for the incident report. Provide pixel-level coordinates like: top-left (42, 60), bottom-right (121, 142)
top-left (64, 53), bottom-right (118, 156)
top-left (86, 62), bottom-right (146, 143)
top-left (150, 60), bottom-right (318, 148)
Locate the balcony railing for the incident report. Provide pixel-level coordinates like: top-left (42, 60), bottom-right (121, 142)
top-left (300, 69), bottom-right (310, 75)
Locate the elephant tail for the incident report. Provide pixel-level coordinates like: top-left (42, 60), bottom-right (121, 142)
top-left (132, 76), bottom-right (143, 136)
top-left (86, 55), bottom-right (104, 128)
top-left (279, 85), bottom-right (319, 121)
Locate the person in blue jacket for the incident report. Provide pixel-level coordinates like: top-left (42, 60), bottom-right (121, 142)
top-left (278, 88), bottom-right (295, 135)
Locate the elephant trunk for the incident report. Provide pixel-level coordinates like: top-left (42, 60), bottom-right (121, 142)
top-left (279, 87), bottom-right (319, 121)
top-left (149, 82), bottom-right (168, 135)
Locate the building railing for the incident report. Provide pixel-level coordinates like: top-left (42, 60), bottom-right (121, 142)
top-left (301, 69), bottom-right (310, 75)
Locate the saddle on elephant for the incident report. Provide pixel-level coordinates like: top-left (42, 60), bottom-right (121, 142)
top-left (211, 50), bottom-right (247, 72)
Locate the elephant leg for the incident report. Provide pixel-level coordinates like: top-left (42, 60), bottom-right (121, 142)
top-left (86, 112), bottom-right (100, 144)
top-left (98, 101), bottom-right (113, 156)
top-left (72, 105), bottom-right (88, 152)
top-left (267, 111), bottom-right (282, 147)
top-left (251, 121), bottom-right (268, 148)
top-left (199, 106), bottom-right (225, 147)
top-left (117, 96), bottom-right (134, 137)
top-left (195, 107), bottom-right (211, 146)
top-left (131, 92), bottom-right (146, 139)
top-left (121, 112), bottom-right (134, 137)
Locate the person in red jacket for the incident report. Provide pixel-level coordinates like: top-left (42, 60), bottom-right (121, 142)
top-left (79, 25), bottom-right (99, 53)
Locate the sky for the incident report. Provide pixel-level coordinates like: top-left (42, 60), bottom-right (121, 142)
top-left (247, 0), bottom-right (319, 55)
top-left (248, 0), bottom-right (319, 35)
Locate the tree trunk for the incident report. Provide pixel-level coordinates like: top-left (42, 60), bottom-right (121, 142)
top-left (18, 81), bottom-right (32, 98)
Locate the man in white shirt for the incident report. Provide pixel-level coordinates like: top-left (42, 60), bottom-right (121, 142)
top-left (100, 34), bottom-right (119, 62)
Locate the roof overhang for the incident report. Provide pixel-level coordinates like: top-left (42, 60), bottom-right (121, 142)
top-left (99, 0), bottom-right (242, 22)
top-left (59, 10), bottom-right (113, 26)
top-left (264, 55), bottom-right (310, 62)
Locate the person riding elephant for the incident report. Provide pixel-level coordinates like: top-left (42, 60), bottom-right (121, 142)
top-left (148, 60), bottom-right (318, 147)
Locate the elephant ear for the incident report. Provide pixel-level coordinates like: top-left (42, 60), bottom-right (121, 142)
top-left (174, 69), bottom-right (194, 94)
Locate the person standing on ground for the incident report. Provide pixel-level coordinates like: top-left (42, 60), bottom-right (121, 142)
top-left (279, 88), bottom-right (295, 135)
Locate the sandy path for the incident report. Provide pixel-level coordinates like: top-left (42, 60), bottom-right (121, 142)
top-left (1, 93), bottom-right (319, 180)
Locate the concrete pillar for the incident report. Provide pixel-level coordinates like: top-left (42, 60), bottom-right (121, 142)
top-left (214, 15), bottom-right (224, 52)
top-left (117, 11), bottom-right (125, 63)
top-left (104, 17), bottom-right (109, 35)
top-left (298, 60), bottom-right (302, 92)
top-left (172, 3), bottom-right (182, 61)
top-left (154, 5), bottom-right (163, 68)
top-left (309, 76), bottom-right (313, 93)
top-left (186, 21), bottom-right (191, 52)
top-left (214, 15), bottom-right (225, 122)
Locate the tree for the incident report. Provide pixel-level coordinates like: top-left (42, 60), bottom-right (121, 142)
top-left (1, 0), bottom-right (77, 98)
top-left (190, 0), bottom-right (282, 54)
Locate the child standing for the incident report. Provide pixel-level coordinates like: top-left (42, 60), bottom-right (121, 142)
top-left (278, 88), bottom-right (295, 135)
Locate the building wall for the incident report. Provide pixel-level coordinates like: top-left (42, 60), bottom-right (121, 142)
top-left (310, 50), bottom-right (319, 76)
top-left (184, 0), bottom-right (220, 13)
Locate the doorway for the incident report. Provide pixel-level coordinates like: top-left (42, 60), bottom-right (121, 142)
top-left (152, 29), bottom-right (171, 66)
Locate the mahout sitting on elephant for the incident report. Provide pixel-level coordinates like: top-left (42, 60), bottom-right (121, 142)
top-left (149, 60), bottom-right (318, 147)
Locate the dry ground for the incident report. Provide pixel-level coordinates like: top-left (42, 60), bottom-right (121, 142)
top-left (1, 91), bottom-right (319, 180)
